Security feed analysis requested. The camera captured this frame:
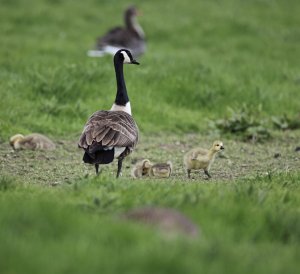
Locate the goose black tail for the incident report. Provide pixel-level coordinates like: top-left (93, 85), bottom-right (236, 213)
top-left (83, 148), bottom-right (114, 165)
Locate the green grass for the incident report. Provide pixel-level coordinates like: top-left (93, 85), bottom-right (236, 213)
top-left (1, 0), bottom-right (300, 273)
top-left (1, 0), bottom-right (300, 139)
top-left (0, 173), bottom-right (300, 274)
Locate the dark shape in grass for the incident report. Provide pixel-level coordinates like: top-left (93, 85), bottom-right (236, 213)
top-left (272, 113), bottom-right (300, 130)
top-left (121, 207), bottom-right (199, 238)
top-left (0, 177), bottom-right (17, 191)
top-left (274, 153), bottom-right (281, 158)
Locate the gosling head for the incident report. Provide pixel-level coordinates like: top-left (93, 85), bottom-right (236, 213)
top-left (211, 140), bottom-right (224, 152)
top-left (142, 159), bottom-right (152, 169)
top-left (9, 134), bottom-right (25, 149)
top-left (114, 49), bottom-right (140, 65)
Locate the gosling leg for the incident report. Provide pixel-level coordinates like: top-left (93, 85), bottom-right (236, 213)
top-left (204, 170), bottom-right (211, 178)
top-left (187, 169), bottom-right (191, 179)
top-left (116, 158), bottom-right (123, 178)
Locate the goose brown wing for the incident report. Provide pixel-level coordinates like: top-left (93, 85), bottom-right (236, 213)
top-left (97, 28), bottom-right (136, 48)
top-left (78, 110), bottom-right (138, 150)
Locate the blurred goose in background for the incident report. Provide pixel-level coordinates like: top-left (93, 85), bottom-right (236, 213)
top-left (78, 49), bottom-right (139, 177)
top-left (87, 6), bottom-right (146, 58)
top-left (9, 133), bottom-right (56, 150)
top-left (184, 140), bottom-right (224, 179)
top-left (121, 207), bottom-right (199, 238)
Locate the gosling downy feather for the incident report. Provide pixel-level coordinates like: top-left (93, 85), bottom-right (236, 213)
top-left (87, 6), bottom-right (146, 58)
top-left (78, 49), bottom-right (139, 178)
top-left (131, 159), bottom-right (153, 178)
top-left (184, 140), bottom-right (224, 178)
top-left (149, 161), bottom-right (173, 178)
top-left (9, 133), bottom-right (56, 150)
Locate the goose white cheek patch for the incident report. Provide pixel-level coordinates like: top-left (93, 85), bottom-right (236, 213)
top-left (121, 50), bottom-right (131, 64)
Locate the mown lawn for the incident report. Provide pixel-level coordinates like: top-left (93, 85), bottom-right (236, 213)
top-left (0, 0), bottom-right (300, 273)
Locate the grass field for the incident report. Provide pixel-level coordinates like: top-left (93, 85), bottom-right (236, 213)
top-left (1, 0), bottom-right (300, 273)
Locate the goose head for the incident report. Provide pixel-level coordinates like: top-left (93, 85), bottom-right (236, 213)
top-left (211, 140), bottom-right (225, 152)
top-left (9, 134), bottom-right (24, 149)
top-left (125, 6), bottom-right (139, 18)
top-left (114, 49), bottom-right (139, 65)
top-left (124, 6), bottom-right (145, 39)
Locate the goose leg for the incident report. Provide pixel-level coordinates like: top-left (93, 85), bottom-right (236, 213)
top-left (116, 158), bottom-right (123, 178)
top-left (204, 170), bottom-right (211, 178)
top-left (95, 164), bottom-right (100, 175)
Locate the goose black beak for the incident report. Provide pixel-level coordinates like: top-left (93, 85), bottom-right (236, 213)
top-left (131, 60), bottom-right (140, 65)
top-left (220, 146), bottom-right (225, 150)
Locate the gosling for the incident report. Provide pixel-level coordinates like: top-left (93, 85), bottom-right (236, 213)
top-left (9, 133), bottom-right (56, 150)
top-left (184, 140), bottom-right (224, 179)
top-left (149, 161), bottom-right (173, 178)
top-left (131, 159), bottom-right (153, 178)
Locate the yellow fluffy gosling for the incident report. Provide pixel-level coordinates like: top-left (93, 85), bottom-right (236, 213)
top-left (149, 161), bottom-right (173, 178)
top-left (131, 159), bottom-right (153, 178)
top-left (183, 140), bottom-right (224, 179)
top-left (9, 133), bottom-right (56, 150)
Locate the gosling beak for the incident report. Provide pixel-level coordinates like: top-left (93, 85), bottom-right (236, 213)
top-left (131, 60), bottom-right (140, 65)
top-left (220, 146), bottom-right (225, 150)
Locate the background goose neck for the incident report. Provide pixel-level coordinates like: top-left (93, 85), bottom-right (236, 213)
top-left (124, 12), bottom-right (134, 29)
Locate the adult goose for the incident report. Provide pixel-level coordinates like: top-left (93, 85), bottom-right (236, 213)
top-left (87, 6), bottom-right (146, 58)
top-left (78, 49), bottom-right (139, 177)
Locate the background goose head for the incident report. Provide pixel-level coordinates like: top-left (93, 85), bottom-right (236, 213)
top-left (125, 6), bottom-right (138, 21)
top-left (114, 49), bottom-right (140, 65)
top-left (124, 6), bottom-right (144, 37)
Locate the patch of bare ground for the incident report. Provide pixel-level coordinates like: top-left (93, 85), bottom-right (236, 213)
top-left (0, 130), bottom-right (299, 185)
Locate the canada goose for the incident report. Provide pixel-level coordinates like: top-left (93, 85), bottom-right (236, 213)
top-left (78, 49), bottom-right (139, 177)
top-left (149, 161), bottom-right (173, 178)
top-left (121, 207), bottom-right (199, 238)
top-left (88, 6), bottom-right (146, 58)
top-left (131, 159), bottom-right (152, 178)
top-left (184, 140), bottom-right (224, 179)
top-left (9, 133), bottom-right (56, 150)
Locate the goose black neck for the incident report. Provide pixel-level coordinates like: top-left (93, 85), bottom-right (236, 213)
top-left (114, 57), bottom-right (129, 106)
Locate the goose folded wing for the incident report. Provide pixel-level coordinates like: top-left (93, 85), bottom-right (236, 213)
top-left (78, 111), bottom-right (138, 150)
top-left (97, 28), bottom-right (134, 48)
